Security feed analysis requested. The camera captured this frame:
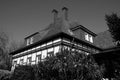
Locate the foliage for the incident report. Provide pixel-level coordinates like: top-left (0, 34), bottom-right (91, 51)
top-left (10, 49), bottom-right (103, 80)
top-left (0, 31), bottom-right (12, 70)
top-left (0, 31), bottom-right (23, 70)
top-left (35, 49), bottom-right (103, 80)
top-left (0, 69), bottom-right (11, 80)
top-left (105, 13), bottom-right (120, 80)
top-left (105, 13), bottom-right (120, 45)
top-left (10, 65), bottom-right (35, 80)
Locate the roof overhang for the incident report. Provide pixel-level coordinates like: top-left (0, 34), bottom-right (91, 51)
top-left (10, 32), bottom-right (102, 55)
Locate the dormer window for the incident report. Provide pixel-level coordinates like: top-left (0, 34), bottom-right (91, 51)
top-left (85, 32), bottom-right (93, 43)
top-left (27, 37), bottom-right (33, 46)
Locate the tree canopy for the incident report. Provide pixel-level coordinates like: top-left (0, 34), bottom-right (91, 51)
top-left (105, 13), bottom-right (120, 45)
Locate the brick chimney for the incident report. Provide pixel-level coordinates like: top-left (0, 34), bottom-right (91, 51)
top-left (62, 7), bottom-right (68, 20)
top-left (52, 9), bottom-right (58, 23)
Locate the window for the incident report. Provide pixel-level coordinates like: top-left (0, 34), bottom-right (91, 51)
top-left (13, 60), bottom-right (17, 65)
top-left (42, 50), bottom-right (47, 59)
top-left (27, 57), bottom-right (32, 65)
top-left (48, 52), bottom-right (54, 57)
top-left (47, 48), bottom-right (54, 57)
top-left (36, 54), bottom-right (42, 63)
top-left (20, 59), bottom-right (24, 65)
top-left (26, 37), bottom-right (34, 46)
top-left (54, 46), bottom-right (60, 55)
top-left (85, 32), bottom-right (93, 43)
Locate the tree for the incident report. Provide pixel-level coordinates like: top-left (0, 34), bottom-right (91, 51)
top-left (105, 13), bottom-right (120, 46)
top-left (0, 31), bottom-right (24, 70)
top-left (105, 13), bottom-right (120, 80)
top-left (0, 31), bottom-right (11, 70)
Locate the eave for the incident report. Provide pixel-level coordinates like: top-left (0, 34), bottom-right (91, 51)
top-left (10, 32), bottom-right (103, 55)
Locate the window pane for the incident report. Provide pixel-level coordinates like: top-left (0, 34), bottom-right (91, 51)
top-left (30, 37), bottom-right (33, 44)
top-left (32, 53), bottom-right (36, 61)
top-left (24, 56), bottom-right (27, 64)
top-left (90, 35), bottom-right (93, 43)
top-left (48, 51), bottom-right (54, 57)
top-left (42, 50), bottom-right (47, 59)
top-left (54, 46), bottom-right (60, 55)
top-left (27, 39), bottom-right (30, 45)
top-left (36, 54), bottom-right (42, 63)
top-left (27, 57), bottom-right (32, 65)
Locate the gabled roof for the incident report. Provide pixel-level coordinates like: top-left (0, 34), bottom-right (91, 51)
top-left (94, 30), bottom-right (115, 49)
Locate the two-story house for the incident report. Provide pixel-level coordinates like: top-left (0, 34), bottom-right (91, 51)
top-left (10, 7), bottom-right (103, 66)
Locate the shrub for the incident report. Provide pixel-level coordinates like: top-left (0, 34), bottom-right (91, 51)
top-left (35, 49), bottom-right (103, 80)
top-left (0, 69), bottom-right (11, 80)
top-left (10, 65), bottom-right (35, 80)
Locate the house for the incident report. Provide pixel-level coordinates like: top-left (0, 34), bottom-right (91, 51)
top-left (10, 7), bottom-right (111, 66)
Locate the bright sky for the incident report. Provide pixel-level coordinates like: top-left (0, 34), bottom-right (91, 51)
top-left (0, 0), bottom-right (120, 43)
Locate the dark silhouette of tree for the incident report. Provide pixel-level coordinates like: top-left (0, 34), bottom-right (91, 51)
top-left (0, 31), bottom-right (11, 70)
top-left (105, 13), bottom-right (120, 80)
top-left (105, 13), bottom-right (120, 46)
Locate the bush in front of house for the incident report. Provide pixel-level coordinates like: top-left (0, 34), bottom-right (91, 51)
top-left (35, 49), bottom-right (104, 80)
top-left (0, 69), bottom-right (11, 80)
top-left (10, 49), bottom-right (104, 80)
top-left (10, 65), bottom-right (35, 80)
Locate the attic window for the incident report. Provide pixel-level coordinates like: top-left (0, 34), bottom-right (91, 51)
top-left (85, 32), bottom-right (93, 43)
top-left (27, 37), bottom-right (33, 46)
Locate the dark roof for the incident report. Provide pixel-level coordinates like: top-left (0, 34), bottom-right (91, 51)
top-left (25, 32), bottom-right (39, 39)
top-left (37, 17), bottom-right (97, 42)
top-left (38, 17), bottom-right (73, 40)
top-left (94, 30), bottom-right (115, 49)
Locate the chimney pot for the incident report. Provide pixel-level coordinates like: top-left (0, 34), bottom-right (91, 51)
top-left (52, 9), bottom-right (58, 13)
top-left (62, 7), bottom-right (68, 11)
top-left (62, 7), bottom-right (68, 20)
top-left (52, 9), bottom-right (58, 23)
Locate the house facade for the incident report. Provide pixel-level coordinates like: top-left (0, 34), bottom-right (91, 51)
top-left (10, 7), bottom-right (108, 66)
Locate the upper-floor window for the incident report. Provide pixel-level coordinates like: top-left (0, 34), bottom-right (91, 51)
top-left (27, 37), bottom-right (33, 46)
top-left (85, 32), bottom-right (93, 43)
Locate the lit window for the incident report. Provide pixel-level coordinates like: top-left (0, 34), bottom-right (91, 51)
top-left (27, 39), bottom-right (30, 45)
top-left (26, 37), bottom-right (34, 46)
top-left (85, 33), bottom-right (89, 41)
top-left (42, 50), bottom-right (47, 59)
top-left (85, 32), bottom-right (93, 43)
top-left (54, 46), bottom-right (60, 55)
top-left (89, 35), bottom-right (93, 43)
top-left (31, 53), bottom-right (36, 61)
top-left (30, 37), bottom-right (33, 44)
